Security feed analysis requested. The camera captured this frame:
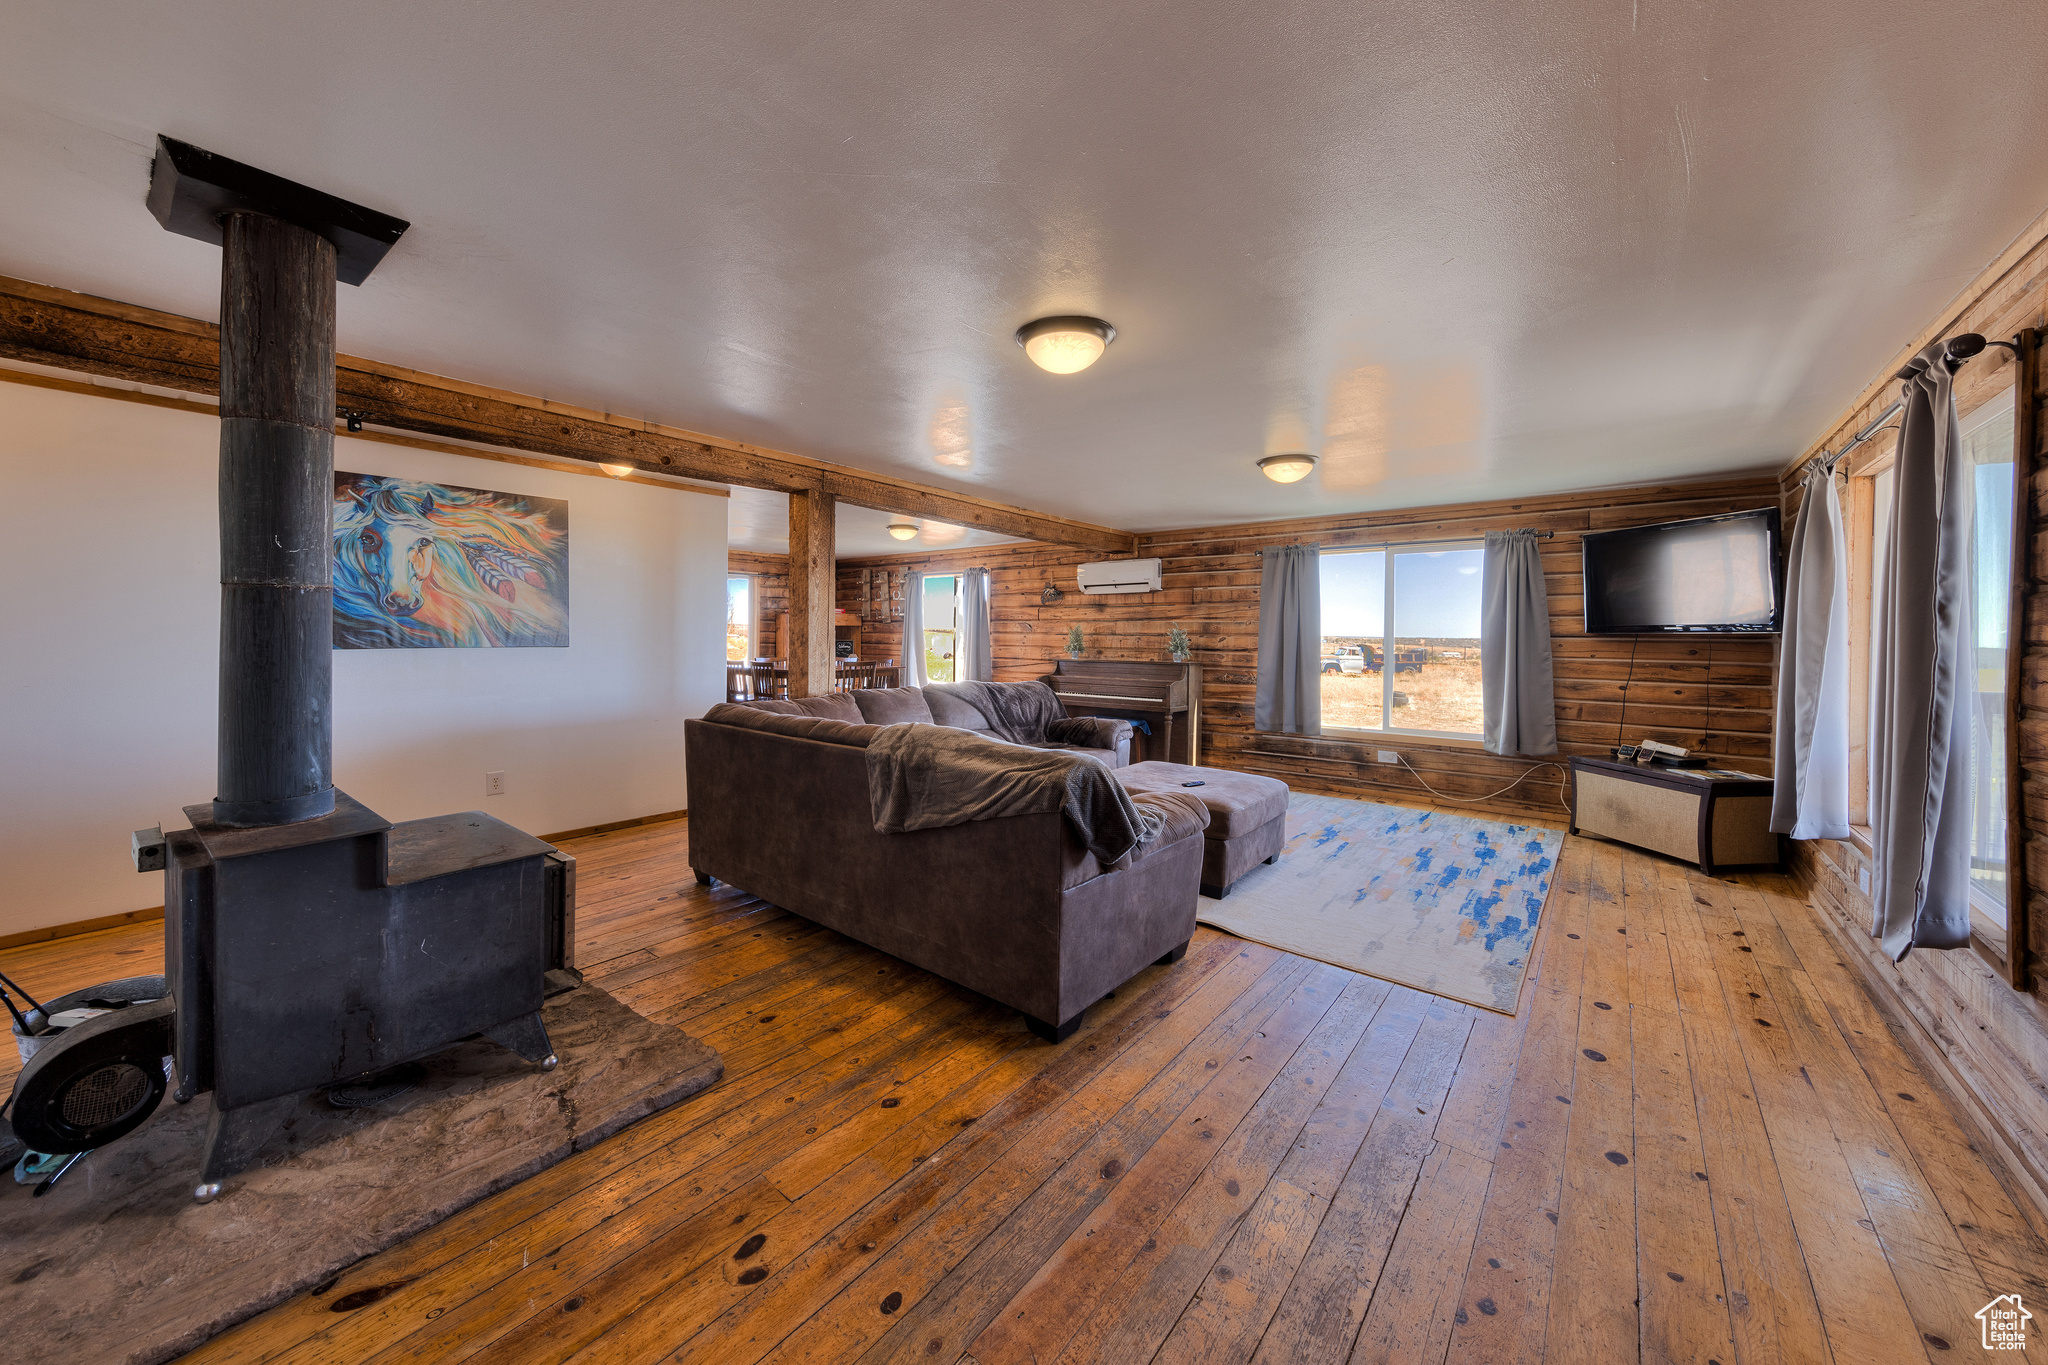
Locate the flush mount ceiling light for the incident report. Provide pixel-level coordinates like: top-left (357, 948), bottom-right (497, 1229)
top-left (887, 522), bottom-right (919, 540)
top-left (1015, 316), bottom-right (1116, 374)
top-left (598, 463), bottom-right (634, 479)
top-left (1258, 453), bottom-right (1317, 484)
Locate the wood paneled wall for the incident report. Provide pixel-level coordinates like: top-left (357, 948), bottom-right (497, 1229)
top-left (835, 541), bottom-right (1094, 670)
top-left (838, 474), bottom-right (1781, 824)
top-left (1776, 219), bottom-right (2048, 1214)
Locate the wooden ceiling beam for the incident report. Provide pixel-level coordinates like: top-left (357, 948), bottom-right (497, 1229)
top-left (0, 275), bottom-right (1137, 555)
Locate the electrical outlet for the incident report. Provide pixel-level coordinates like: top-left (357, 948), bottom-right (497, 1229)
top-left (485, 771), bottom-right (506, 797)
top-left (1376, 750), bottom-right (1399, 765)
top-left (1857, 865), bottom-right (1870, 895)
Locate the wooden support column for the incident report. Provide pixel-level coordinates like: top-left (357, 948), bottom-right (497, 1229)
top-left (785, 490), bottom-right (836, 697)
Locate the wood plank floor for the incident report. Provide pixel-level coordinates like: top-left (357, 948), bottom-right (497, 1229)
top-left (6, 816), bottom-right (2046, 1363)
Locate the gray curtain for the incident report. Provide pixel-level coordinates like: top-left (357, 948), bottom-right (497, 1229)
top-left (1871, 338), bottom-right (1974, 960)
top-left (900, 570), bottom-right (928, 688)
top-left (1772, 463), bottom-right (1852, 839)
top-left (1481, 530), bottom-right (1557, 755)
top-left (959, 568), bottom-right (993, 682)
top-left (1255, 543), bottom-right (1321, 735)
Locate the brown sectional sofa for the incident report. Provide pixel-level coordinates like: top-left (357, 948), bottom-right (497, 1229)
top-left (683, 690), bottom-right (1209, 1041)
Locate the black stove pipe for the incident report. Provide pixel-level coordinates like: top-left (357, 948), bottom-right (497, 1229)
top-left (212, 212), bottom-right (337, 826)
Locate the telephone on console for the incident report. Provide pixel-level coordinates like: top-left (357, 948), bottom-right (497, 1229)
top-left (1610, 740), bottom-right (1707, 768)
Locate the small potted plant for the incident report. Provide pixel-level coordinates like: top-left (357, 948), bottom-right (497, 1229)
top-left (1066, 623), bottom-right (1085, 659)
top-left (1167, 624), bottom-right (1192, 663)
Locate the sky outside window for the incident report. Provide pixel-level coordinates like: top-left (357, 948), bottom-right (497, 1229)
top-left (1321, 548), bottom-right (1482, 636)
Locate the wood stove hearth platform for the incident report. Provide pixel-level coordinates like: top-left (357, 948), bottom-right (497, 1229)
top-left (0, 984), bottom-right (721, 1365)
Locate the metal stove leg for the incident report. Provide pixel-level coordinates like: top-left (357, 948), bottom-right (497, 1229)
top-left (483, 1012), bottom-right (558, 1070)
top-left (195, 1093), bottom-right (299, 1200)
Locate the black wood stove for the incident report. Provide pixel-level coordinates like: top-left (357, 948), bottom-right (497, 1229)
top-left (7, 140), bottom-right (575, 1200)
top-left (160, 796), bottom-right (574, 1198)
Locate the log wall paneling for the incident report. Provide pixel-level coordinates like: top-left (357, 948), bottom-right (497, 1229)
top-left (837, 475), bottom-right (1783, 826)
top-left (836, 541), bottom-right (1096, 676)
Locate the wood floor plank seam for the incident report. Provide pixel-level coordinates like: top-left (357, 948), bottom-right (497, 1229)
top-left (269, 995), bottom-right (1009, 1365)
top-left (1070, 980), bottom-right (1433, 1365)
top-left (1237, 994), bottom-right (1476, 1365)
top-left (585, 942), bottom-right (1294, 1365)
top-left (981, 974), bottom-right (1402, 1365)
top-left (1688, 874), bottom-right (1933, 1365)
top-left (1061, 978), bottom-right (1417, 1365)
top-left (1770, 905), bottom-right (2048, 1302)
top-left (841, 957), bottom-right (1332, 1365)
top-left (684, 933), bottom-right (1261, 1365)
top-left (447, 1029), bottom-right (1038, 1365)
top-left (1658, 860), bottom-right (1839, 1365)
top-left (1627, 854), bottom-right (1740, 1365)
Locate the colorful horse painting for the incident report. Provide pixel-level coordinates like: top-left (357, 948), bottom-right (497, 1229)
top-left (334, 473), bottom-right (569, 648)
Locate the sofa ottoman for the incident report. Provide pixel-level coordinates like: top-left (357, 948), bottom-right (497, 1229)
top-left (1116, 762), bottom-right (1290, 898)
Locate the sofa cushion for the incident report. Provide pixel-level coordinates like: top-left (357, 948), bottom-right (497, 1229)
top-left (725, 694), bottom-right (864, 721)
top-left (922, 687), bottom-right (993, 731)
top-left (1117, 762), bottom-right (1290, 839)
top-left (738, 699), bottom-right (809, 715)
top-left (701, 703), bottom-right (874, 748)
top-left (788, 693), bottom-right (865, 721)
top-left (851, 687), bottom-right (935, 726)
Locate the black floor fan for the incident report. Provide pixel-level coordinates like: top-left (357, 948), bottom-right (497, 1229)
top-left (4, 975), bottom-right (175, 1194)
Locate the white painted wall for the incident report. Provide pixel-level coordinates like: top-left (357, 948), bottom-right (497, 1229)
top-left (0, 380), bottom-right (726, 936)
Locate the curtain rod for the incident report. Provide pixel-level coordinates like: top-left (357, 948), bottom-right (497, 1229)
top-left (1800, 398), bottom-right (1904, 480)
top-left (1254, 529), bottom-right (1551, 554)
top-left (1792, 330), bottom-right (2022, 481)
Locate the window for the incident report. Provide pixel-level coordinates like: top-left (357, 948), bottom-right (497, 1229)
top-left (726, 575), bottom-right (753, 661)
top-left (922, 575), bottom-right (959, 682)
top-left (1964, 392), bottom-right (2016, 934)
top-left (1319, 541), bottom-right (1485, 737)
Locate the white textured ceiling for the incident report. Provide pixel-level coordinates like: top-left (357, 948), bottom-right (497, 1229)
top-left (726, 485), bottom-right (1028, 557)
top-left (3, 2), bottom-right (2046, 531)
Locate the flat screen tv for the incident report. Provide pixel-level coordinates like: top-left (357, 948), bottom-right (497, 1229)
top-left (1582, 507), bottom-right (1784, 635)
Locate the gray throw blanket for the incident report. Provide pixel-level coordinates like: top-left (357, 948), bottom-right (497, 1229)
top-left (925, 680), bottom-right (1068, 744)
top-left (867, 723), bottom-right (1164, 863)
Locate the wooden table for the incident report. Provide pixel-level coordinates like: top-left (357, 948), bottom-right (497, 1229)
top-left (725, 659), bottom-right (899, 701)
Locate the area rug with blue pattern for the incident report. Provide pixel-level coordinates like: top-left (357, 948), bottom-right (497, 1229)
top-left (1197, 792), bottom-right (1562, 1015)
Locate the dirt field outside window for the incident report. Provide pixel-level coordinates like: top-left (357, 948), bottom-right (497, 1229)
top-left (1320, 651), bottom-right (1485, 735)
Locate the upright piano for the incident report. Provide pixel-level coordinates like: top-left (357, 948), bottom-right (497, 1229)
top-left (1040, 660), bottom-right (1203, 766)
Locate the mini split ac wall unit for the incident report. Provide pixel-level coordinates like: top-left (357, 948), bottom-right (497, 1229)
top-left (1075, 558), bottom-right (1163, 595)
